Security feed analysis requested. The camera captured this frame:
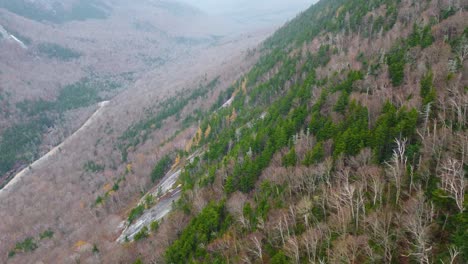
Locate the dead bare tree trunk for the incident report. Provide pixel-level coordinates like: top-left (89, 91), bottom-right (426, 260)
top-left (403, 191), bottom-right (434, 264)
top-left (385, 138), bottom-right (408, 205)
top-left (439, 158), bottom-right (466, 212)
top-left (284, 236), bottom-right (300, 264)
top-left (366, 208), bottom-right (394, 264)
top-left (247, 235), bottom-right (263, 262)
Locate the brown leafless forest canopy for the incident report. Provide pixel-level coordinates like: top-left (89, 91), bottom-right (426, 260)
top-left (0, 0), bottom-right (467, 263)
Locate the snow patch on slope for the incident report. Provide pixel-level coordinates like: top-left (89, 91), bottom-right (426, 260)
top-left (0, 24), bottom-right (28, 49)
top-left (9, 34), bottom-right (27, 49)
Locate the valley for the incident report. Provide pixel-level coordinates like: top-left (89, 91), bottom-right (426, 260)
top-left (0, 0), bottom-right (467, 263)
top-left (0, 31), bottom-right (267, 262)
top-left (0, 1), bottom-right (282, 262)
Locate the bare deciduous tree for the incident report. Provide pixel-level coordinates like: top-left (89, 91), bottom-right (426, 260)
top-left (439, 246), bottom-right (462, 264)
top-left (448, 246), bottom-right (461, 264)
top-left (366, 167), bottom-right (385, 206)
top-left (248, 234), bottom-right (263, 262)
top-left (301, 224), bottom-right (330, 263)
top-left (366, 209), bottom-right (395, 263)
top-left (354, 184), bottom-right (366, 231)
top-left (403, 192), bottom-right (434, 264)
top-left (439, 158), bottom-right (466, 212)
top-left (385, 138), bottom-right (408, 204)
top-left (331, 234), bottom-right (369, 264)
top-left (455, 35), bottom-right (468, 63)
top-left (284, 236), bottom-right (300, 264)
top-left (329, 185), bottom-right (353, 234)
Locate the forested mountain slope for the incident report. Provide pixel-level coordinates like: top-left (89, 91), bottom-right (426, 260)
top-left (1, 0), bottom-right (467, 263)
top-left (118, 0), bottom-right (467, 263)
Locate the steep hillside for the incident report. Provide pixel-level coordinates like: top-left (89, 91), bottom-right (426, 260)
top-left (0, 0), bottom-right (467, 263)
top-left (99, 0), bottom-right (466, 263)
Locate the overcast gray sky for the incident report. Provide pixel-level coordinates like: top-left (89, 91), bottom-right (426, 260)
top-left (179, 0), bottom-right (315, 15)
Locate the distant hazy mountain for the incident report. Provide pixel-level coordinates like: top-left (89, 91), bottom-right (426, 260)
top-left (178, 0), bottom-right (318, 28)
top-left (0, 0), bottom-right (209, 23)
top-left (180, 0), bottom-right (312, 14)
top-left (0, 0), bottom-right (110, 23)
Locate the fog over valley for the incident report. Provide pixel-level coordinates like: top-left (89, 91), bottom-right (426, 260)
top-left (180, 0), bottom-right (317, 26)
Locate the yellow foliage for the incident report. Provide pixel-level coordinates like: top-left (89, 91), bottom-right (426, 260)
top-left (74, 240), bottom-right (88, 249)
top-left (336, 6), bottom-right (344, 17)
top-left (204, 125), bottom-right (212, 138)
top-left (222, 232), bottom-right (233, 241)
top-left (230, 109), bottom-right (237, 122)
top-left (126, 164), bottom-right (133, 174)
top-left (185, 139), bottom-right (193, 152)
top-left (241, 78), bottom-right (247, 95)
top-left (172, 154), bottom-right (181, 170)
top-left (103, 183), bottom-right (112, 192)
top-left (193, 127), bottom-right (203, 146)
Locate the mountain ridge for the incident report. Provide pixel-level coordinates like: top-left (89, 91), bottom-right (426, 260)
top-left (0, 0), bottom-right (467, 263)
